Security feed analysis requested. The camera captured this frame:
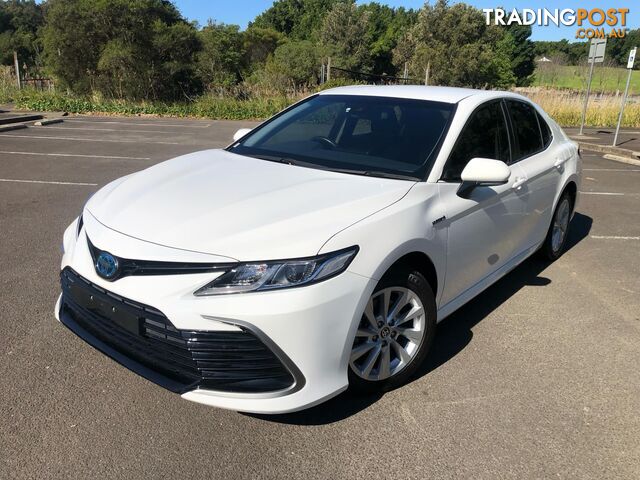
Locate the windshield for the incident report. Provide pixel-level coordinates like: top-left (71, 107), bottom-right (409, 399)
top-left (228, 94), bottom-right (455, 180)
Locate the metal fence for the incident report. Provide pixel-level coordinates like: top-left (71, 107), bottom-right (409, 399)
top-left (320, 59), bottom-right (425, 85)
top-left (21, 77), bottom-right (55, 91)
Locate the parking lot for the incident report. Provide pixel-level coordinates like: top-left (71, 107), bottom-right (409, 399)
top-left (1, 115), bottom-right (639, 479)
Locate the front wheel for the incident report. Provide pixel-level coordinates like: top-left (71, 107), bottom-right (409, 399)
top-left (348, 269), bottom-right (436, 393)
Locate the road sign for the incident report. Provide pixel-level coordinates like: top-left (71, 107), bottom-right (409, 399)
top-left (580, 39), bottom-right (608, 135)
top-left (588, 38), bottom-right (607, 64)
top-left (614, 47), bottom-right (638, 146)
top-left (627, 47), bottom-right (637, 69)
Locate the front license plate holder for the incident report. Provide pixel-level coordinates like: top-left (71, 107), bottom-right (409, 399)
top-left (68, 282), bottom-right (142, 335)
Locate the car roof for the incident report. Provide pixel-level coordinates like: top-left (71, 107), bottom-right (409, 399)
top-left (318, 85), bottom-right (517, 104)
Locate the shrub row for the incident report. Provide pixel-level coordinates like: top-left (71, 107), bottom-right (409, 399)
top-left (7, 88), bottom-right (640, 128)
top-left (12, 90), bottom-right (294, 120)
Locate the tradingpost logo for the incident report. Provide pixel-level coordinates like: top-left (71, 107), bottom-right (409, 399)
top-left (483, 8), bottom-right (630, 39)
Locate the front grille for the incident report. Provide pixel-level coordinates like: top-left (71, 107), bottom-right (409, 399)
top-left (87, 237), bottom-right (237, 281)
top-left (59, 268), bottom-right (297, 394)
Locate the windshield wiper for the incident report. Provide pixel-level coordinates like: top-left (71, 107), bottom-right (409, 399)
top-left (323, 167), bottom-right (419, 181)
top-left (249, 154), bottom-right (302, 165)
top-left (249, 154), bottom-right (418, 181)
top-left (364, 171), bottom-right (419, 181)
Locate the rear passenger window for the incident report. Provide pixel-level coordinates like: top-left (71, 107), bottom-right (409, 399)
top-left (537, 111), bottom-right (552, 148)
top-left (442, 101), bottom-right (510, 182)
top-left (507, 100), bottom-right (543, 160)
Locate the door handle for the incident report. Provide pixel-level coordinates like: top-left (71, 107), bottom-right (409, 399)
top-left (512, 177), bottom-right (527, 190)
top-left (554, 157), bottom-right (568, 169)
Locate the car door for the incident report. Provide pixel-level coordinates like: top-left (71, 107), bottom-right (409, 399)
top-left (504, 100), bottom-right (565, 249)
top-left (437, 100), bottom-right (529, 308)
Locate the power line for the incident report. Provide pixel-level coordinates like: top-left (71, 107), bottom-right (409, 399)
top-left (329, 66), bottom-right (423, 84)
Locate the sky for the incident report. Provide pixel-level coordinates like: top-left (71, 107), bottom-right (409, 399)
top-left (175, 0), bottom-right (638, 42)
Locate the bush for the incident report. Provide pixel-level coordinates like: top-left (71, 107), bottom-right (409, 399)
top-left (10, 86), bottom-right (640, 128)
top-left (261, 40), bottom-right (320, 89)
top-left (11, 89), bottom-right (294, 120)
top-left (315, 78), bottom-right (367, 91)
top-left (0, 68), bottom-right (19, 103)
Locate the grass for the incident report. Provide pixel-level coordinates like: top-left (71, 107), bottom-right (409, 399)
top-left (519, 88), bottom-right (640, 128)
top-left (4, 83), bottom-right (640, 128)
top-left (0, 77), bottom-right (19, 104)
top-left (533, 64), bottom-right (640, 95)
top-left (10, 90), bottom-right (293, 120)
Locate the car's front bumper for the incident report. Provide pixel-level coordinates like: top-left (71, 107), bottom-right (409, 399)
top-left (56, 219), bottom-right (375, 413)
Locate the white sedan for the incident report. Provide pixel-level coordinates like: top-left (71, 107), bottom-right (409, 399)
top-left (55, 86), bottom-right (581, 413)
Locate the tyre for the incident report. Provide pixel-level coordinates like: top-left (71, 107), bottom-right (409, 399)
top-left (540, 192), bottom-right (573, 261)
top-left (348, 268), bottom-right (436, 393)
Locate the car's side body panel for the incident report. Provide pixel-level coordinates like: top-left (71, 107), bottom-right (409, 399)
top-left (435, 168), bottom-right (530, 308)
top-left (325, 93), bottom-right (581, 323)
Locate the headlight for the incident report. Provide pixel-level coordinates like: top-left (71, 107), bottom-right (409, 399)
top-left (77, 193), bottom-right (93, 238)
top-left (76, 212), bottom-right (84, 238)
top-left (194, 246), bottom-right (358, 296)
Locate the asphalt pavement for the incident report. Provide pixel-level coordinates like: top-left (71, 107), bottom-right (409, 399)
top-left (565, 127), bottom-right (640, 153)
top-left (1, 115), bottom-right (639, 479)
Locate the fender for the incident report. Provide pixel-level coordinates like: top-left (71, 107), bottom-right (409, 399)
top-left (319, 183), bottom-right (447, 304)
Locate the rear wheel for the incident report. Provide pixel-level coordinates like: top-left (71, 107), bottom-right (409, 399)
top-left (349, 269), bottom-right (436, 393)
top-left (541, 192), bottom-right (573, 261)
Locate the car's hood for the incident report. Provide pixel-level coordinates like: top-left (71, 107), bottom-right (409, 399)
top-left (87, 149), bottom-right (414, 260)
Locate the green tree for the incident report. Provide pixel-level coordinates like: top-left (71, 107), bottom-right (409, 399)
top-left (251, 0), bottom-right (347, 40)
top-left (264, 39), bottom-right (319, 87)
top-left (319, 1), bottom-right (372, 73)
top-left (152, 20), bottom-right (201, 98)
top-left (505, 24), bottom-right (535, 85)
top-left (41, 0), bottom-right (97, 94)
top-left (0, 0), bottom-right (44, 71)
top-left (197, 21), bottom-right (244, 88)
top-left (242, 26), bottom-right (285, 72)
top-left (359, 3), bottom-right (417, 76)
top-left (534, 40), bottom-right (588, 65)
top-left (42, 0), bottom-right (200, 99)
top-left (607, 29), bottom-right (640, 67)
top-left (393, 0), bottom-right (520, 88)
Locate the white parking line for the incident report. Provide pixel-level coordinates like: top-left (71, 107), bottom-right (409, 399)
top-left (0, 133), bottom-right (182, 145)
top-left (65, 119), bottom-right (211, 128)
top-left (0, 178), bottom-right (97, 186)
top-left (39, 125), bottom-right (194, 135)
top-left (579, 191), bottom-right (625, 196)
top-left (583, 168), bottom-right (640, 172)
top-left (590, 235), bottom-right (640, 240)
top-left (0, 150), bottom-right (151, 160)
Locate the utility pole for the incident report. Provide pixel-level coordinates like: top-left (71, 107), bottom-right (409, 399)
top-left (613, 47), bottom-right (637, 146)
top-left (403, 62), bottom-right (408, 84)
top-left (13, 51), bottom-right (21, 89)
top-left (425, 62), bottom-right (430, 86)
top-left (327, 57), bottom-right (331, 82)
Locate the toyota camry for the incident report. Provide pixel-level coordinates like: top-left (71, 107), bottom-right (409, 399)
top-left (55, 85), bottom-right (581, 413)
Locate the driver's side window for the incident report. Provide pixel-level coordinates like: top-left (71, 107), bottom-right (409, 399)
top-left (442, 101), bottom-right (510, 182)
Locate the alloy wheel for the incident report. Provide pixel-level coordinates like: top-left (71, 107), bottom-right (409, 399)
top-left (551, 198), bottom-right (570, 253)
top-left (350, 287), bottom-right (427, 381)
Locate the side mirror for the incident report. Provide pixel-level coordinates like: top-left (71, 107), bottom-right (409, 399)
top-left (233, 128), bottom-right (252, 142)
top-left (458, 158), bottom-right (511, 198)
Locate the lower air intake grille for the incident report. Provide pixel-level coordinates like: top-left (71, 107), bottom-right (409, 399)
top-left (59, 268), bottom-right (297, 394)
